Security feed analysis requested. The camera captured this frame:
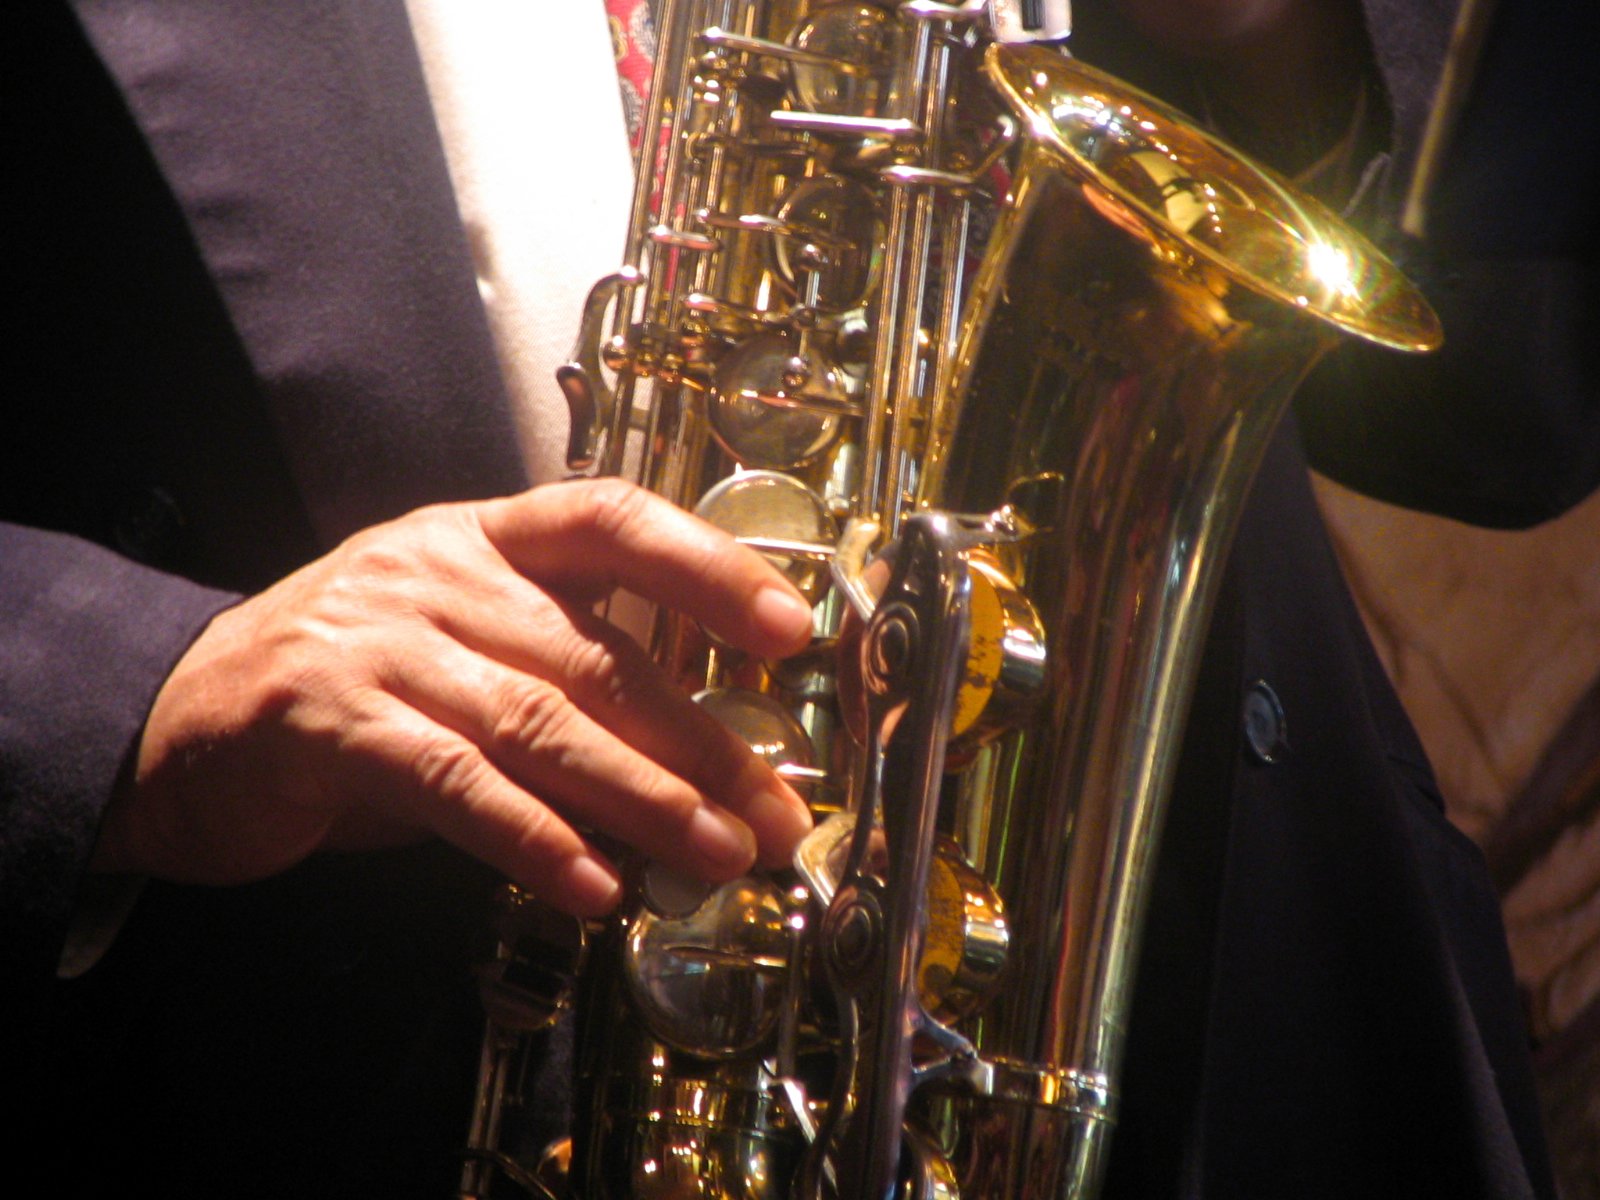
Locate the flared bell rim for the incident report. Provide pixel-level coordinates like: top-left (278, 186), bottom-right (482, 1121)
top-left (984, 43), bottom-right (1443, 353)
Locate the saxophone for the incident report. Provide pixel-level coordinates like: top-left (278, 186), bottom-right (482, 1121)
top-left (464, 3), bottom-right (1439, 1197)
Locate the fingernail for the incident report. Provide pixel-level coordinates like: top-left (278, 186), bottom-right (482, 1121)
top-left (689, 804), bottom-right (758, 873)
top-left (752, 584), bottom-right (814, 648)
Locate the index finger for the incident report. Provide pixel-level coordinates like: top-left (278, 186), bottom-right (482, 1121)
top-left (476, 479), bottom-right (815, 659)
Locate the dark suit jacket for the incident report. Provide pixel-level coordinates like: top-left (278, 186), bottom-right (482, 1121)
top-left (4, 0), bottom-right (1589, 1195)
top-left (4, 2), bottom-right (526, 1190)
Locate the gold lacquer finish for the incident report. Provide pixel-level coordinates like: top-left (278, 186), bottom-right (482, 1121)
top-left (464, 8), bottom-right (1439, 1200)
top-left (978, 47), bottom-right (1439, 350)
top-left (902, 45), bottom-right (1439, 1197)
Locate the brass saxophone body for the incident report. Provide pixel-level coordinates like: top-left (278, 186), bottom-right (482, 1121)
top-left (465, 3), bottom-right (1439, 1197)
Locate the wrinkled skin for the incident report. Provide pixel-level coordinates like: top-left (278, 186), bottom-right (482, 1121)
top-left (93, 478), bottom-right (816, 918)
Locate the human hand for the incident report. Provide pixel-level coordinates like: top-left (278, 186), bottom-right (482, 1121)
top-left (90, 479), bottom-right (817, 917)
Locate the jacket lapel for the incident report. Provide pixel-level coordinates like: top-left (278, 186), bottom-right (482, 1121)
top-left (69, 0), bottom-right (529, 546)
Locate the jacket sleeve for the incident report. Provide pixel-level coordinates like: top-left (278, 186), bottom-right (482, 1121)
top-left (0, 524), bottom-right (237, 999)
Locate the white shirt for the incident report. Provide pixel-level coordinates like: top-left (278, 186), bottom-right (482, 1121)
top-left (405, 0), bottom-right (637, 485)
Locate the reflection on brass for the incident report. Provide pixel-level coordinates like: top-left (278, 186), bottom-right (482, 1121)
top-left (774, 177), bottom-right (884, 310)
top-left (695, 687), bottom-right (819, 776)
top-left (709, 333), bottom-right (850, 469)
top-left (466, 5), bottom-right (1439, 1199)
top-left (476, 884), bottom-right (586, 1034)
top-left (788, 3), bottom-right (899, 117)
top-left (599, 1074), bottom-right (802, 1200)
top-left (919, 836), bottom-right (1009, 1021)
top-left (978, 47), bottom-right (1439, 351)
top-left (949, 553), bottom-right (1048, 749)
top-left (624, 877), bottom-right (797, 1057)
top-left (695, 472), bottom-right (838, 604)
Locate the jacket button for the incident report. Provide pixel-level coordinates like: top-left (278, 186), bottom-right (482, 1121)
top-left (1243, 679), bottom-right (1289, 764)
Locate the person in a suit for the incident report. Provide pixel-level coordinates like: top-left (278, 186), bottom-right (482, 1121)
top-left (5, 0), bottom-right (1592, 1195)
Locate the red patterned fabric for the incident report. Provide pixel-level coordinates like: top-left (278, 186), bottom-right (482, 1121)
top-left (606, 0), bottom-right (655, 150)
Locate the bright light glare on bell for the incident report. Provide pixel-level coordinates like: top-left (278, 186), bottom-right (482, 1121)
top-left (1306, 241), bottom-right (1356, 296)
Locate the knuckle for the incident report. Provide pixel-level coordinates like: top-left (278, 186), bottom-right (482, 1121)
top-left (576, 477), bottom-right (658, 544)
top-left (256, 648), bottom-right (327, 726)
top-left (340, 505), bottom-right (472, 584)
top-left (492, 676), bottom-right (577, 758)
top-left (409, 736), bottom-right (485, 801)
top-left (330, 509), bottom-right (486, 621)
top-left (242, 623), bottom-right (354, 731)
top-left (339, 525), bottom-right (419, 581)
top-left (562, 630), bottom-right (631, 708)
